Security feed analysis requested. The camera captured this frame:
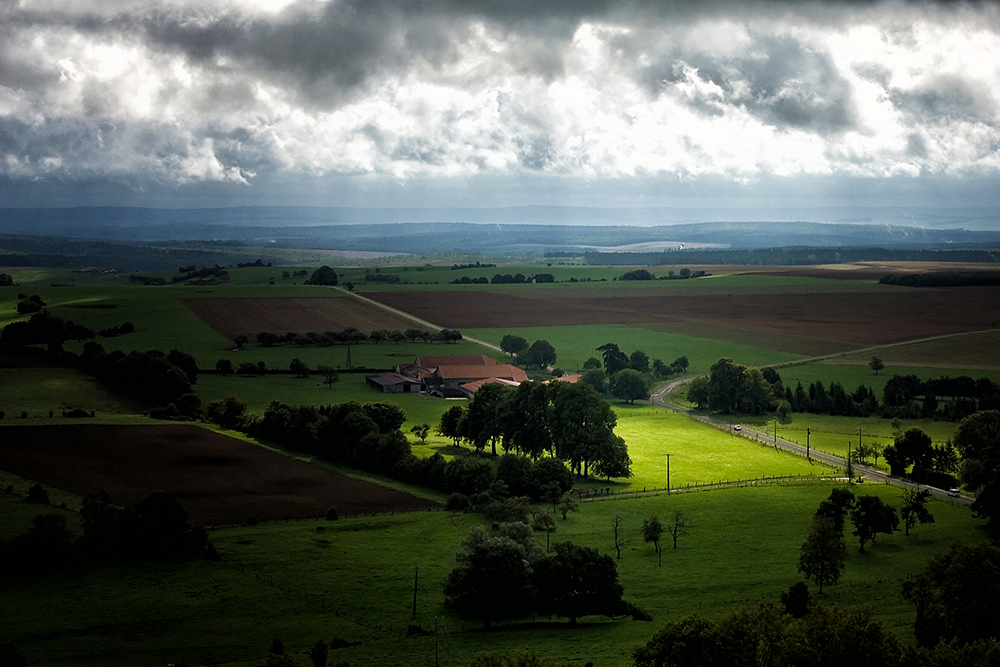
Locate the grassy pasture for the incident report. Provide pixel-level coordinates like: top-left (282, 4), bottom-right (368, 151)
top-left (776, 360), bottom-right (1000, 396)
top-left (0, 367), bottom-right (142, 417)
top-left (600, 406), bottom-right (827, 492)
top-left (0, 482), bottom-right (987, 667)
top-left (837, 329), bottom-right (1000, 371)
top-left (467, 324), bottom-right (803, 375)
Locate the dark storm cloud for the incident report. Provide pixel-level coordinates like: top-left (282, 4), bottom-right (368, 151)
top-left (891, 74), bottom-right (999, 125)
top-left (636, 34), bottom-right (860, 134)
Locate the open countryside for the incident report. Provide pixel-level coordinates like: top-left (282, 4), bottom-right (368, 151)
top-left (1, 255), bottom-right (999, 667)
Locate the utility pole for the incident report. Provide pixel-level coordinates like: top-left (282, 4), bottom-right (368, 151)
top-left (666, 454), bottom-right (670, 492)
top-left (847, 442), bottom-right (854, 482)
top-left (773, 418), bottom-right (778, 448)
top-left (806, 426), bottom-right (811, 461)
top-left (412, 566), bottom-right (419, 621)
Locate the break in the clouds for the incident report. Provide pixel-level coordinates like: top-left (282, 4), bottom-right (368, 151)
top-left (1, 0), bottom-right (999, 207)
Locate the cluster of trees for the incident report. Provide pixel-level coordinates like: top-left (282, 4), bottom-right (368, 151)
top-left (632, 599), bottom-right (1000, 667)
top-left (281, 269), bottom-right (309, 278)
top-left (619, 268), bottom-right (708, 281)
top-left (1, 307), bottom-right (135, 346)
top-left (438, 381), bottom-right (631, 479)
top-left (450, 273), bottom-right (556, 285)
top-left (769, 373), bottom-right (1000, 422)
top-left (881, 427), bottom-right (958, 485)
top-left (16, 293), bottom-right (45, 314)
top-left (578, 343), bottom-right (689, 403)
top-left (1, 309), bottom-right (97, 345)
top-left (0, 272), bottom-right (16, 286)
top-left (798, 487), bottom-right (933, 596)
top-left (687, 358), bottom-right (782, 414)
top-left (169, 265), bottom-right (228, 283)
top-left (451, 262), bottom-right (496, 270)
top-left (206, 396), bottom-right (576, 501)
top-left (304, 265), bottom-right (338, 286)
top-left (243, 326), bottom-right (462, 349)
top-left (443, 523), bottom-right (629, 628)
top-left (499, 335), bottom-right (558, 368)
top-left (0, 333), bottom-right (199, 416)
top-left (952, 410), bottom-right (1000, 524)
top-left (0, 489), bottom-right (217, 572)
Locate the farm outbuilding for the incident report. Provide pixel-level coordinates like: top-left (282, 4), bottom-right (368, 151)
top-left (366, 372), bottom-right (423, 394)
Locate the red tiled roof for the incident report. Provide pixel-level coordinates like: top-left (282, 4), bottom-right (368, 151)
top-left (415, 355), bottom-right (497, 368)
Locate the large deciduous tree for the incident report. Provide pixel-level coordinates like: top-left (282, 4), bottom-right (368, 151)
top-left (953, 409), bottom-right (1000, 524)
top-left (443, 525), bottom-right (539, 628)
top-left (464, 382), bottom-right (512, 455)
top-left (883, 427), bottom-right (934, 477)
top-left (902, 542), bottom-right (1000, 647)
top-left (525, 339), bottom-right (557, 368)
top-left (438, 404), bottom-right (467, 446)
top-left (500, 334), bottom-right (529, 358)
top-left (899, 488), bottom-right (935, 536)
top-left (850, 495), bottom-right (899, 553)
top-left (597, 343), bottom-right (629, 376)
top-left (533, 542), bottom-right (625, 624)
top-left (550, 382), bottom-right (627, 478)
top-left (641, 516), bottom-right (664, 566)
top-left (798, 516), bottom-right (846, 594)
top-left (610, 369), bottom-right (651, 404)
top-left (306, 265), bottom-right (338, 286)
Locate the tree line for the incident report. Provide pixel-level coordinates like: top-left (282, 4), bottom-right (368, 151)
top-left (450, 273), bottom-right (556, 285)
top-left (437, 380), bottom-right (632, 480)
top-left (689, 358), bottom-right (1000, 423)
top-left (205, 395), bottom-right (575, 504)
top-left (619, 268), bottom-right (708, 281)
top-left (243, 326), bottom-right (462, 349)
top-left (0, 308), bottom-right (135, 346)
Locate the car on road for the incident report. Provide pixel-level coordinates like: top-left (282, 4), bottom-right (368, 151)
top-left (947, 488), bottom-right (961, 497)
top-left (733, 425), bottom-right (741, 431)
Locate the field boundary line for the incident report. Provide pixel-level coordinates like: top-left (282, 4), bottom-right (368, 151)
top-left (330, 286), bottom-right (503, 353)
top-left (578, 473), bottom-right (842, 502)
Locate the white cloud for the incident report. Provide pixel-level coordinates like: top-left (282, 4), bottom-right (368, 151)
top-left (2, 0), bottom-right (999, 206)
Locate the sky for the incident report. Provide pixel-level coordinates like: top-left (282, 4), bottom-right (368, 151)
top-left (2, 0), bottom-right (1000, 213)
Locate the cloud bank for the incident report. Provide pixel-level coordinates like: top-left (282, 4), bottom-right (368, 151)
top-left (1, 0), bottom-right (999, 208)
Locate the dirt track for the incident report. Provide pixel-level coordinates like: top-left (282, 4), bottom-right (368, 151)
top-left (0, 424), bottom-right (439, 524)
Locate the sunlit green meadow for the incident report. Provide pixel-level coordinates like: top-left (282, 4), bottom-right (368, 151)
top-left (1, 480), bottom-right (987, 667)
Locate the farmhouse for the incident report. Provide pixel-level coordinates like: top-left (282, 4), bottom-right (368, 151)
top-left (459, 377), bottom-right (521, 398)
top-left (390, 354), bottom-right (528, 396)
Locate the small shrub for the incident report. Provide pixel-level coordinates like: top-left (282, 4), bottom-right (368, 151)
top-left (26, 483), bottom-right (50, 505)
top-left (326, 507), bottom-right (339, 521)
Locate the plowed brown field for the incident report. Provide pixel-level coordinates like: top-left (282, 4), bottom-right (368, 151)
top-left (0, 424), bottom-right (438, 524)
top-left (368, 286), bottom-right (1000, 346)
top-left (183, 296), bottom-right (418, 339)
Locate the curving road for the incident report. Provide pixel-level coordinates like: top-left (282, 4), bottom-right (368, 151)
top-left (650, 358), bottom-right (979, 507)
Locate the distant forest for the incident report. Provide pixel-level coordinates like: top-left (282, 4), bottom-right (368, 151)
top-left (580, 247), bottom-right (1000, 266)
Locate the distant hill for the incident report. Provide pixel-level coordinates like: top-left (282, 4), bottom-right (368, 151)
top-left (2, 206), bottom-right (1000, 269)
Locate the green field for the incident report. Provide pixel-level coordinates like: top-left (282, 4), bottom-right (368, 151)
top-left (467, 324), bottom-right (803, 374)
top-left (0, 482), bottom-right (986, 667)
top-left (3, 261), bottom-right (998, 667)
